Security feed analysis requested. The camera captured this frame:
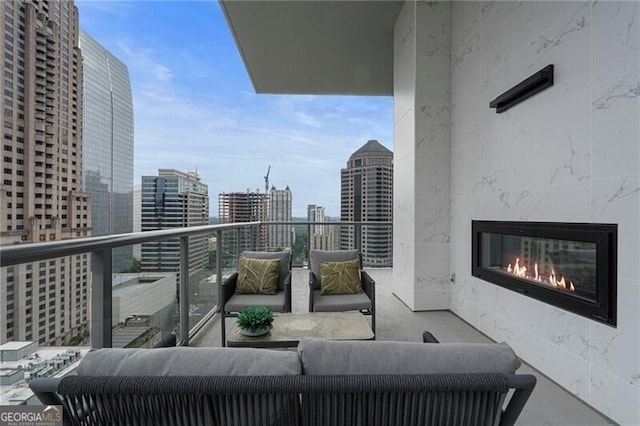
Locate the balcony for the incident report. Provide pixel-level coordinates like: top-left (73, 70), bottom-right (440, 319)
top-left (0, 222), bottom-right (612, 423)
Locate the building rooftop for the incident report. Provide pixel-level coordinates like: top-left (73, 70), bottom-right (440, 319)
top-left (350, 139), bottom-right (393, 158)
top-left (0, 342), bottom-right (33, 351)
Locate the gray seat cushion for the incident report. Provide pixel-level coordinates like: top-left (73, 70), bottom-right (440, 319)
top-left (242, 251), bottom-right (291, 290)
top-left (77, 346), bottom-right (301, 376)
top-left (298, 338), bottom-right (521, 375)
top-left (225, 291), bottom-right (286, 312)
top-left (311, 289), bottom-right (372, 312)
top-left (309, 250), bottom-right (359, 290)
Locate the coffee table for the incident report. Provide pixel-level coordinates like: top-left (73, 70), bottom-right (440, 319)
top-left (226, 312), bottom-right (374, 348)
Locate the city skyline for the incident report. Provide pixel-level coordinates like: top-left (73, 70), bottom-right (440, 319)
top-left (76, 1), bottom-right (393, 217)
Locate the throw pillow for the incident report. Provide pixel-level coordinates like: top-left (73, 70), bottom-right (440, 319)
top-left (236, 258), bottom-right (280, 295)
top-left (320, 259), bottom-right (362, 295)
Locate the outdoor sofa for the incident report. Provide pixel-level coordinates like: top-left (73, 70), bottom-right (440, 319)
top-left (30, 338), bottom-right (536, 426)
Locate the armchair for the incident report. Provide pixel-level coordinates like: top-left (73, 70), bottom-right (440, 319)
top-left (308, 250), bottom-right (375, 335)
top-left (221, 250), bottom-right (292, 346)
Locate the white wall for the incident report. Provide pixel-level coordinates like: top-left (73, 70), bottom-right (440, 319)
top-left (394, 1), bottom-right (640, 423)
top-left (393, 1), bottom-right (451, 310)
top-left (447, 2), bottom-right (640, 424)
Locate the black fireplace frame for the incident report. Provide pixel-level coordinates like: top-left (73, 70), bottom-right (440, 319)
top-left (471, 221), bottom-right (617, 327)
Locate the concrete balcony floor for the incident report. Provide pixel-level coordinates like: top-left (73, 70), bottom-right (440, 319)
top-left (192, 268), bottom-right (613, 425)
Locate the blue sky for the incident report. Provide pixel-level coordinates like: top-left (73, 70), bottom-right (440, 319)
top-left (76, 1), bottom-right (393, 217)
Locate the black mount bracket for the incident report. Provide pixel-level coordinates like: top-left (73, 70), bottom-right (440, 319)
top-left (490, 65), bottom-right (554, 113)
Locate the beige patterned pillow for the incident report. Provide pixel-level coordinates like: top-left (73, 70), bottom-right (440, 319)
top-left (319, 259), bottom-right (362, 295)
top-left (236, 258), bottom-right (280, 295)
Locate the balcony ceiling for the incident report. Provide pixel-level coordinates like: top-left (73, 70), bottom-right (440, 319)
top-left (220, 1), bottom-right (404, 96)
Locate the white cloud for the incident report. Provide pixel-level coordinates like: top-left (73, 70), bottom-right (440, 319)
top-left (294, 112), bottom-right (322, 128)
top-left (117, 41), bottom-right (173, 83)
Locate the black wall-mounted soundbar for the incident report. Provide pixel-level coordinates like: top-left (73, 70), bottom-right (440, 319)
top-left (489, 64), bottom-right (554, 113)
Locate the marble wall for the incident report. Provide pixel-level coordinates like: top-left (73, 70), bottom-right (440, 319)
top-left (447, 2), bottom-right (640, 423)
top-left (393, 1), bottom-right (451, 311)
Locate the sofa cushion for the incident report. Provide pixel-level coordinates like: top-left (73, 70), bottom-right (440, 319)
top-left (225, 292), bottom-right (286, 312)
top-left (298, 338), bottom-right (520, 375)
top-left (242, 251), bottom-right (291, 290)
top-left (77, 347), bottom-right (301, 376)
top-left (320, 259), bottom-right (362, 295)
top-left (236, 257), bottom-right (280, 294)
top-left (311, 290), bottom-right (372, 312)
top-left (310, 250), bottom-right (359, 290)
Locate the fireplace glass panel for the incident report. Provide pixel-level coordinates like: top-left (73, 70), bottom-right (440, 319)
top-left (481, 233), bottom-right (596, 302)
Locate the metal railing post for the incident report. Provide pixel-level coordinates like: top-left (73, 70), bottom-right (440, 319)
top-left (91, 249), bottom-right (112, 349)
top-left (306, 223), bottom-right (311, 263)
top-left (216, 229), bottom-right (225, 347)
top-left (235, 227), bottom-right (241, 262)
top-left (179, 236), bottom-right (189, 346)
top-left (216, 229), bottom-right (223, 305)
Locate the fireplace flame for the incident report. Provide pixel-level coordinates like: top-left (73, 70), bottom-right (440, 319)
top-left (505, 259), bottom-right (575, 292)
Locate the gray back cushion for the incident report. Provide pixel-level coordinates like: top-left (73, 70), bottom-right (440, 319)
top-left (241, 251), bottom-right (291, 290)
top-left (309, 250), bottom-right (359, 289)
top-left (298, 338), bottom-right (521, 375)
top-left (77, 347), bottom-right (301, 376)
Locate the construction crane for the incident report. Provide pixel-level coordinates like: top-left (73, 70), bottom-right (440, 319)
top-left (264, 165), bottom-right (271, 194)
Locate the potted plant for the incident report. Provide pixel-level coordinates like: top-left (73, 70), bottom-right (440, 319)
top-left (236, 306), bottom-right (274, 336)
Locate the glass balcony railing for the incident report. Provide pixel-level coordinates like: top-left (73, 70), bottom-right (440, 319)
top-left (0, 221), bottom-right (392, 350)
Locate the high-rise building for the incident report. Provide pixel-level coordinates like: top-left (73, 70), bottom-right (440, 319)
top-left (307, 204), bottom-right (339, 250)
top-left (341, 140), bottom-right (393, 266)
top-left (218, 191), bottom-right (267, 255)
top-left (267, 185), bottom-right (292, 249)
top-left (307, 204), bottom-right (326, 236)
top-left (310, 228), bottom-right (341, 251)
top-left (79, 30), bottom-right (134, 273)
top-left (0, 0), bottom-right (91, 345)
top-left (140, 170), bottom-right (209, 276)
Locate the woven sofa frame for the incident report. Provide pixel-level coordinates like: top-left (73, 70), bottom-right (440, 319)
top-left (31, 373), bottom-right (536, 426)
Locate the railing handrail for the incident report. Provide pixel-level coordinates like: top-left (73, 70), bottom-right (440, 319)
top-left (0, 220), bottom-right (392, 267)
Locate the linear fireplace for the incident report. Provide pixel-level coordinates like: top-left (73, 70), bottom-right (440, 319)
top-left (472, 221), bottom-right (617, 326)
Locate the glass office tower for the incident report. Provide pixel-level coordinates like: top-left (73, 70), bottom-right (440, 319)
top-left (79, 30), bottom-right (134, 272)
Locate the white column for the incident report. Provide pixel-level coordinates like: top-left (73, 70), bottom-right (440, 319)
top-left (393, 1), bottom-right (451, 310)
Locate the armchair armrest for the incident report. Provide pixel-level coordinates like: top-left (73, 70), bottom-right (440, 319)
top-left (361, 271), bottom-right (375, 301)
top-left (308, 271), bottom-right (317, 312)
top-left (422, 331), bottom-right (440, 343)
top-left (221, 272), bottom-right (238, 312)
top-left (284, 271), bottom-right (292, 312)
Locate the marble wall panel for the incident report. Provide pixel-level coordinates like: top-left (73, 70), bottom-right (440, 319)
top-left (415, 197), bottom-right (450, 245)
top-left (394, 0), bottom-right (416, 123)
top-left (589, 277), bottom-right (640, 387)
top-left (392, 239), bottom-right (415, 308)
top-left (415, 1), bottom-right (451, 61)
top-left (591, 2), bottom-right (640, 86)
top-left (590, 364), bottom-right (640, 425)
top-left (591, 70), bottom-right (640, 179)
top-left (448, 2), bottom-right (640, 423)
top-left (591, 174), bottom-right (640, 281)
top-left (479, 181), bottom-right (592, 222)
top-left (393, 151), bottom-right (415, 245)
top-left (480, 2), bottom-right (584, 76)
top-left (415, 289), bottom-right (450, 311)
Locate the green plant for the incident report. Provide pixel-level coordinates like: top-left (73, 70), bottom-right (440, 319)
top-left (236, 306), bottom-right (274, 332)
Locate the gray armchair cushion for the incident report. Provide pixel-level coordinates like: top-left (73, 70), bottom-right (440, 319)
top-left (242, 250), bottom-right (291, 290)
top-left (298, 338), bottom-right (521, 375)
top-left (225, 291), bottom-right (286, 312)
top-left (309, 250), bottom-right (359, 289)
top-left (311, 290), bottom-right (372, 312)
top-left (77, 347), bottom-right (301, 376)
